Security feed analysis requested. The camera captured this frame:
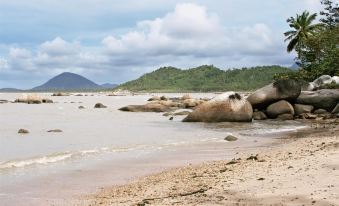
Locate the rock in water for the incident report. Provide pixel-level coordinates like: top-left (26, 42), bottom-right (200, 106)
top-left (247, 79), bottom-right (301, 109)
top-left (253, 111), bottom-right (267, 120)
top-left (293, 104), bottom-right (314, 115)
top-left (183, 92), bottom-right (253, 122)
top-left (119, 103), bottom-right (173, 112)
top-left (18, 129), bottom-right (29, 134)
top-left (266, 100), bottom-right (295, 119)
top-left (296, 89), bottom-right (339, 111)
top-left (47, 129), bottom-right (63, 132)
top-left (225, 135), bottom-right (238, 141)
top-left (94, 103), bottom-right (107, 108)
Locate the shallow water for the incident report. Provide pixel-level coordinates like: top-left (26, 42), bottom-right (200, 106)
top-left (0, 93), bottom-right (307, 205)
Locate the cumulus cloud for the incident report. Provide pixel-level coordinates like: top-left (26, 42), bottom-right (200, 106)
top-left (102, 3), bottom-right (282, 59)
top-left (0, 2), bottom-right (292, 87)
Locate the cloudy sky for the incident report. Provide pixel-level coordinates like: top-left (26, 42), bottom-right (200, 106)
top-left (0, 0), bottom-right (324, 89)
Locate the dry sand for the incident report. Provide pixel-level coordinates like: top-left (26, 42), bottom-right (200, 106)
top-left (83, 119), bottom-right (339, 206)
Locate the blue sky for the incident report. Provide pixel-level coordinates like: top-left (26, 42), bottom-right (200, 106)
top-left (0, 0), bottom-right (325, 88)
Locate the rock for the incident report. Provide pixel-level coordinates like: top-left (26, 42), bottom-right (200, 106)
top-left (253, 111), bottom-right (267, 120)
top-left (183, 99), bottom-right (201, 108)
top-left (224, 135), bottom-right (238, 141)
top-left (314, 109), bottom-right (328, 114)
top-left (296, 89), bottom-right (339, 111)
top-left (181, 94), bottom-right (192, 100)
top-left (18, 129), bottom-right (29, 134)
top-left (169, 117), bottom-right (174, 120)
top-left (78, 106), bottom-right (85, 109)
top-left (15, 94), bottom-right (42, 104)
top-left (331, 103), bottom-right (339, 114)
top-left (75, 94), bottom-right (83, 96)
top-left (0, 99), bottom-right (9, 104)
top-left (312, 75), bottom-right (334, 88)
top-left (94, 103), bottom-right (107, 108)
top-left (147, 96), bottom-right (161, 101)
top-left (42, 98), bottom-right (53, 103)
top-left (160, 96), bottom-right (167, 101)
top-left (52, 92), bottom-right (69, 96)
top-left (119, 103), bottom-right (174, 112)
top-left (299, 113), bottom-right (317, 119)
top-left (47, 129), bottom-right (62, 132)
top-left (277, 114), bottom-right (294, 120)
top-left (266, 100), bottom-right (294, 118)
top-left (247, 79), bottom-right (301, 108)
top-left (183, 92), bottom-right (253, 122)
top-left (293, 104), bottom-right (314, 115)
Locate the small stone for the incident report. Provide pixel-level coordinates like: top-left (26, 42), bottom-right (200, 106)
top-left (224, 135), bottom-right (238, 141)
top-left (78, 106), bottom-right (85, 109)
top-left (94, 103), bottom-right (107, 108)
top-left (257, 177), bottom-right (265, 181)
top-left (169, 117), bottom-right (174, 120)
top-left (18, 129), bottom-right (29, 134)
top-left (47, 129), bottom-right (63, 133)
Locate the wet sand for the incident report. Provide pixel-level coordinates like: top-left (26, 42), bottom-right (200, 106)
top-left (84, 120), bottom-right (339, 206)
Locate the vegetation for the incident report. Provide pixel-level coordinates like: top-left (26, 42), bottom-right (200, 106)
top-left (276, 0), bottom-right (339, 81)
top-left (117, 65), bottom-right (292, 92)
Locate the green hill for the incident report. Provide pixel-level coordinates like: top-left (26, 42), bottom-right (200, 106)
top-left (117, 65), bottom-right (293, 92)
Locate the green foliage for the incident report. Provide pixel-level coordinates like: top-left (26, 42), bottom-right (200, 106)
top-left (117, 65), bottom-right (292, 92)
top-left (278, 0), bottom-right (339, 81)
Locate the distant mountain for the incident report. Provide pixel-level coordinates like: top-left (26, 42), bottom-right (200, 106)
top-left (0, 88), bottom-right (24, 92)
top-left (32, 72), bottom-right (102, 91)
top-left (117, 65), bottom-right (292, 92)
top-left (290, 63), bottom-right (300, 70)
top-left (101, 83), bottom-right (118, 89)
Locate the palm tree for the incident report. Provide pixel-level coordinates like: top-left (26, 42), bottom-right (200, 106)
top-left (284, 11), bottom-right (323, 53)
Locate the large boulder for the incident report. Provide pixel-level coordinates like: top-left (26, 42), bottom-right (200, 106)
top-left (306, 75), bottom-right (339, 91)
top-left (295, 89), bottom-right (339, 111)
top-left (183, 92), bottom-right (253, 122)
top-left (247, 79), bottom-right (301, 109)
top-left (293, 104), bottom-right (314, 115)
top-left (266, 100), bottom-right (295, 119)
top-left (119, 103), bottom-right (174, 112)
top-left (14, 94), bottom-right (52, 104)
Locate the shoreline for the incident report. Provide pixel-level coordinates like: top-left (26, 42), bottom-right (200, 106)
top-left (83, 119), bottom-right (339, 206)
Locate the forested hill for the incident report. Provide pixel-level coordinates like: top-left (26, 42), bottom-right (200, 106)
top-left (117, 65), bottom-right (292, 92)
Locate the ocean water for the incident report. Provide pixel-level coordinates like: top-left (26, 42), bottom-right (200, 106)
top-left (0, 93), bottom-right (307, 205)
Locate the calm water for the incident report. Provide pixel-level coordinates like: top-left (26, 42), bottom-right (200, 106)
top-left (0, 93), bottom-right (307, 205)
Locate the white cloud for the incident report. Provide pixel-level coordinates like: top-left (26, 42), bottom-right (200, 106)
top-left (0, 2), bottom-right (292, 87)
top-left (102, 3), bottom-right (280, 58)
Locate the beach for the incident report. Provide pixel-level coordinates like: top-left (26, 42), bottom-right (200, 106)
top-left (84, 120), bottom-right (339, 206)
top-left (0, 93), bottom-right (306, 206)
top-left (0, 92), bottom-right (338, 206)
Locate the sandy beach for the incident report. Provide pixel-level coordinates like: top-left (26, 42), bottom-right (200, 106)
top-left (84, 119), bottom-right (339, 206)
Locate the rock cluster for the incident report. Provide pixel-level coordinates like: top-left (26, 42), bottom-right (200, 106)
top-left (118, 76), bottom-right (338, 123)
top-left (119, 95), bottom-right (207, 113)
top-left (14, 94), bottom-right (53, 104)
top-left (247, 77), bottom-right (339, 121)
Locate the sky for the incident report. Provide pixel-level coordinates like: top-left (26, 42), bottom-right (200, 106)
top-left (0, 0), bottom-right (325, 89)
